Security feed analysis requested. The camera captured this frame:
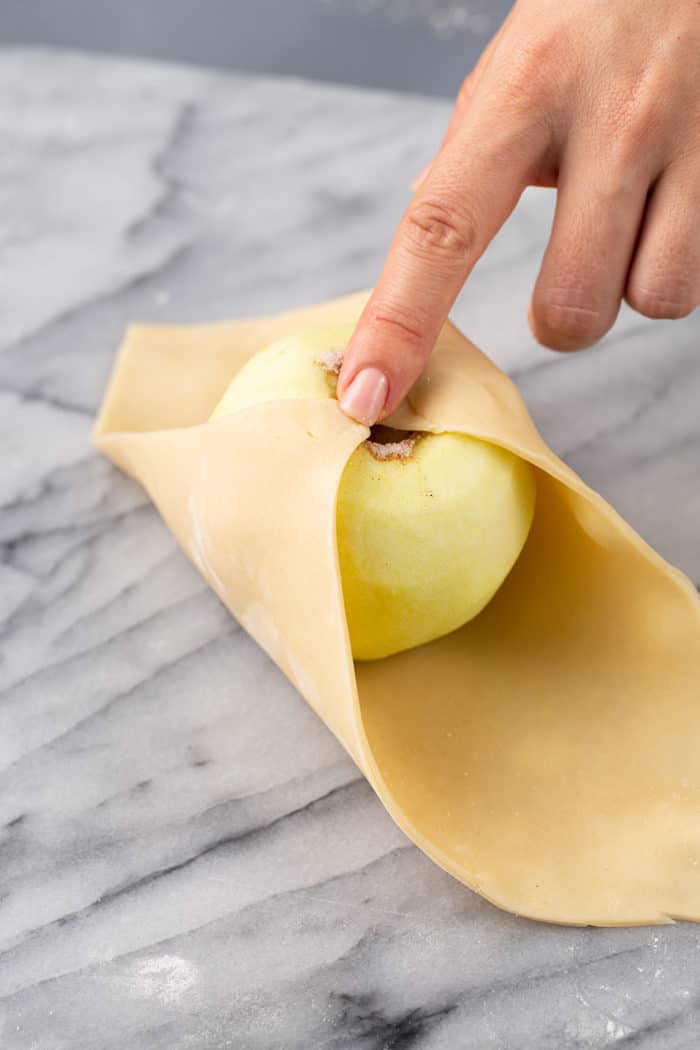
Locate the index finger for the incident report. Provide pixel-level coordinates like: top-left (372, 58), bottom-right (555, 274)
top-left (337, 110), bottom-right (549, 424)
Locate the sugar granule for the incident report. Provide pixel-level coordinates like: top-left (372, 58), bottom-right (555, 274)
top-left (366, 434), bottom-right (418, 460)
top-left (315, 348), bottom-right (344, 375)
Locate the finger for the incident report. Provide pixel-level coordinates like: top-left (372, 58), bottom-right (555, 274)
top-left (413, 17), bottom-right (513, 190)
top-left (338, 115), bottom-right (548, 423)
top-left (442, 22), bottom-right (509, 149)
top-left (529, 146), bottom-right (650, 352)
top-left (626, 163), bottom-right (700, 320)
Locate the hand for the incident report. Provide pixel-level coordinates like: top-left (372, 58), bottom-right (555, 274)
top-left (337, 0), bottom-right (700, 425)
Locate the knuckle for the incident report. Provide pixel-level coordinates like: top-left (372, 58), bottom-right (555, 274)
top-left (476, 39), bottom-right (562, 154)
top-left (626, 282), bottom-right (696, 320)
top-left (535, 293), bottom-right (609, 347)
top-left (405, 198), bottom-right (478, 266)
top-left (499, 30), bottom-right (569, 116)
top-left (615, 107), bottom-right (660, 159)
top-left (603, 76), bottom-right (667, 161)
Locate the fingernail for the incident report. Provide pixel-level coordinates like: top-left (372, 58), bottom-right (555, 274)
top-left (411, 164), bottom-right (430, 191)
top-left (339, 367), bottom-right (389, 425)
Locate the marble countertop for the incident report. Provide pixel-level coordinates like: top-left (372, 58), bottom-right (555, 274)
top-left (1, 47), bottom-right (699, 1050)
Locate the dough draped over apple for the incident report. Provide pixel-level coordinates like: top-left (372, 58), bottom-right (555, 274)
top-left (211, 326), bottom-right (536, 659)
top-left (94, 292), bottom-right (700, 925)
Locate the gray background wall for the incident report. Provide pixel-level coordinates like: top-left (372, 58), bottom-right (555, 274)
top-left (0, 0), bottom-right (512, 96)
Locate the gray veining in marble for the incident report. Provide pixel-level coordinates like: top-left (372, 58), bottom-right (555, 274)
top-left (0, 47), bottom-right (699, 1050)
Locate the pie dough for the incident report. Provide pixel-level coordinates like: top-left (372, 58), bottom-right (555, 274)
top-left (94, 291), bottom-right (700, 926)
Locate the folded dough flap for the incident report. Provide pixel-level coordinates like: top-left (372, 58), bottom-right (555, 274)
top-left (95, 293), bottom-right (700, 926)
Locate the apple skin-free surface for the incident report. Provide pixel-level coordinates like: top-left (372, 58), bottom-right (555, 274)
top-left (211, 329), bottom-right (536, 660)
top-left (94, 290), bottom-right (700, 927)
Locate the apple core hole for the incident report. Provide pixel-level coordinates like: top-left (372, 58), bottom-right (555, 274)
top-left (366, 426), bottom-right (420, 461)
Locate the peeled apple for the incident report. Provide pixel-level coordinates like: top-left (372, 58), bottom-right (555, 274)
top-left (211, 326), bottom-right (536, 660)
